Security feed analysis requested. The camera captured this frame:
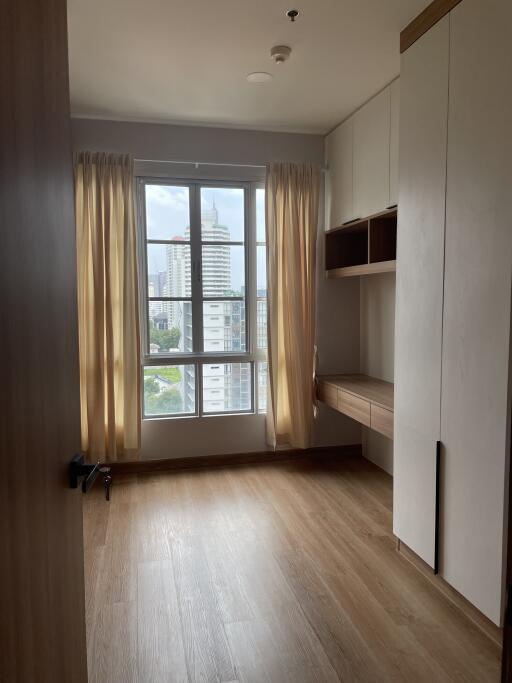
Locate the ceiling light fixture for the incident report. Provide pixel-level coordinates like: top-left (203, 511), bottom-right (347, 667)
top-left (270, 45), bottom-right (292, 65)
top-left (246, 72), bottom-right (274, 84)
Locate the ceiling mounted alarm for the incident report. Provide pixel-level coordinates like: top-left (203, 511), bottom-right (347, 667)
top-left (270, 45), bottom-right (292, 64)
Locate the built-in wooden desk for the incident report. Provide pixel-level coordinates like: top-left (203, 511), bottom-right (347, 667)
top-left (317, 374), bottom-right (394, 440)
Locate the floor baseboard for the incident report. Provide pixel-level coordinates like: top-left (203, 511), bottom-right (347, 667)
top-left (397, 538), bottom-right (503, 647)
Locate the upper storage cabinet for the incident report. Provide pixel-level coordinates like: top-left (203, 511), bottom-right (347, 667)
top-left (389, 79), bottom-right (400, 207)
top-left (325, 118), bottom-right (354, 226)
top-left (353, 88), bottom-right (391, 219)
top-left (325, 80), bottom-right (399, 231)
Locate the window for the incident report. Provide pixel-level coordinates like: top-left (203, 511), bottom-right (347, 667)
top-left (139, 179), bottom-right (267, 417)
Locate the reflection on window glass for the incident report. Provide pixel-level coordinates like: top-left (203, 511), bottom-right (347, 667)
top-left (145, 185), bottom-right (190, 240)
top-left (257, 299), bottom-right (267, 351)
top-left (201, 187), bottom-right (245, 242)
top-left (144, 365), bottom-right (196, 416)
top-left (148, 301), bottom-right (193, 355)
top-left (202, 363), bottom-right (251, 414)
top-left (203, 301), bottom-right (246, 352)
top-left (256, 188), bottom-right (266, 243)
top-left (147, 243), bottom-right (191, 298)
top-left (257, 362), bottom-right (268, 413)
top-left (257, 245), bottom-right (266, 293)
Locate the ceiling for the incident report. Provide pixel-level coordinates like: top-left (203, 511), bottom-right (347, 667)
top-left (67, 0), bottom-right (428, 135)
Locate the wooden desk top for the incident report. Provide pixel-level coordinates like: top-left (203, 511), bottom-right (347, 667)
top-left (317, 374), bottom-right (394, 412)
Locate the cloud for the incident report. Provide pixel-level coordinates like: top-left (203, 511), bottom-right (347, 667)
top-left (146, 184), bottom-right (189, 208)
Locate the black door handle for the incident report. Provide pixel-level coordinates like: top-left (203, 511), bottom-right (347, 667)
top-left (69, 454), bottom-right (112, 501)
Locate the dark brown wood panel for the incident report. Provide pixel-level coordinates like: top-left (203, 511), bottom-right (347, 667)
top-left (84, 453), bottom-right (501, 682)
top-left (401, 0), bottom-right (464, 53)
top-left (0, 0), bottom-right (88, 680)
top-left (106, 444), bottom-right (362, 475)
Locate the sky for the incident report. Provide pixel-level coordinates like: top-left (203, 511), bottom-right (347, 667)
top-left (145, 184), bottom-right (265, 294)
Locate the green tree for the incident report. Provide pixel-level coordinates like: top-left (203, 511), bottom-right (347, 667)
top-left (144, 376), bottom-right (159, 396)
top-left (150, 326), bottom-right (181, 352)
top-left (145, 387), bottom-right (183, 415)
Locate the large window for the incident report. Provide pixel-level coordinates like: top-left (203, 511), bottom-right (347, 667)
top-left (139, 178), bottom-right (267, 418)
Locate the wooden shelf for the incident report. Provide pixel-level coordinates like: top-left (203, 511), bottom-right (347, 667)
top-left (317, 373), bottom-right (394, 440)
top-left (326, 259), bottom-right (396, 279)
top-left (325, 208), bottom-right (397, 278)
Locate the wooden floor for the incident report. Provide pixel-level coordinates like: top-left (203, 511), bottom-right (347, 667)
top-left (83, 452), bottom-right (501, 682)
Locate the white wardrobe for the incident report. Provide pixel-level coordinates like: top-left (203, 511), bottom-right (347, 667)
top-left (394, 0), bottom-right (512, 626)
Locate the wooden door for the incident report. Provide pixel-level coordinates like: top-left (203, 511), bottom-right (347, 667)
top-left (393, 16), bottom-right (450, 569)
top-left (440, 0), bottom-right (512, 625)
top-left (353, 87), bottom-right (391, 218)
top-left (0, 0), bottom-right (88, 681)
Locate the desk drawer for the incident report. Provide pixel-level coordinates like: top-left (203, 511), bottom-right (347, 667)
top-left (371, 404), bottom-right (393, 440)
top-left (339, 391), bottom-right (370, 427)
top-left (317, 382), bottom-right (339, 410)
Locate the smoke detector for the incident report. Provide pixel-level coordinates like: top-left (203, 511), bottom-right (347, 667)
top-left (270, 45), bottom-right (292, 65)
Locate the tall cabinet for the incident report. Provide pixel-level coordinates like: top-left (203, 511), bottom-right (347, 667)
top-left (394, 0), bottom-right (512, 625)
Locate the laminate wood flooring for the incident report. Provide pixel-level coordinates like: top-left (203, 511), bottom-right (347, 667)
top-left (83, 452), bottom-right (501, 682)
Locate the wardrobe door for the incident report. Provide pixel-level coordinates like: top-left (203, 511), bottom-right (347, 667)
top-left (325, 117), bottom-right (354, 228)
top-left (393, 17), bottom-right (450, 568)
top-left (441, 0), bottom-right (512, 625)
top-left (353, 87), bottom-right (390, 219)
top-left (389, 79), bottom-right (400, 208)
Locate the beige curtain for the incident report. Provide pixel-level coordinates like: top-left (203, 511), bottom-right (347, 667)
top-left (74, 152), bottom-right (140, 462)
top-left (265, 162), bottom-right (320, 449)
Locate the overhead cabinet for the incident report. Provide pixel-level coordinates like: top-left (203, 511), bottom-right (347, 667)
top-left (325, 118), bottom-right (353, 226)
top-left (353, 88), bottom-right (391, 220)
top-left (325, 80), bottom-right (399, 231)
top-left (394, 0), bottom-right (512, 626)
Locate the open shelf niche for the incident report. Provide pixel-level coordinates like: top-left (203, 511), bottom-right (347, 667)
top-left (325, 207), bottom-right (397, 278)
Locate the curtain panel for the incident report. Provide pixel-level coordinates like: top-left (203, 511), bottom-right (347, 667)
top-left (265, 162), bottom-right (320, 449)
top-left (74, 152), bottom-right (140, 462)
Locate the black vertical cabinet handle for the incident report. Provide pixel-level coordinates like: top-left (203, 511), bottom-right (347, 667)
top-left (434, 441), bottom-right (441, 575)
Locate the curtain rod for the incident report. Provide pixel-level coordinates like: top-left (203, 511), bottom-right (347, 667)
top-left (134, 158), bottom-right (327, 172)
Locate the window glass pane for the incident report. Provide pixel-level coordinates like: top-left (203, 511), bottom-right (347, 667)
top-left (257, 245), bottom-right (266, 294)
top-left (203, 301), bottom-right (246, 352)
top-left (257, 362), bottom-right (268, 413)
top-left (202, 363), bottom-right (251, 413)
top-left (201, 187), bottom-right (244, 242)
top-left (145, 185), bottom-right (190, 240)
top-left (256, 298), bottom-right (267, 350)
top-left (256, 188), bottom-right (265, 243)
top-left (144, 365), bottom-right (196, 416)
top-left (202, 245), bottom-right (244, 297)
top-left (147, 243), bottom-right (191, 298)
top-left (149, 301), bottom-right (192, 354)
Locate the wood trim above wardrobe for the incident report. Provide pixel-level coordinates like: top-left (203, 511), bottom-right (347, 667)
top-left (106, 444), bottom-right (362, 475)
top-left (400, 0), bottom-right (463, 53)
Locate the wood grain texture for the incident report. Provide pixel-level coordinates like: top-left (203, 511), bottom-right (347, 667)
top-left (106, 445), bottom-right (361, 475)
top-left (339, 391), bottom-right (371, 427)
top-left (0, 0), bottom-right (87, 680)
top-left (371, 405), bottom-right (394, 440)
top-left (319, 374), bottom-right (394, 411)
top-left (400, 0), bottom-right (464, 53)
top-left (84, 453), bottom-right (501, 682)
top-left (326, 260), bottom-right (396, 278)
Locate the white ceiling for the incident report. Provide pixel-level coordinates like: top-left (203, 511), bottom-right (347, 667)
top-left (67, 0), bottom-right (428, 135)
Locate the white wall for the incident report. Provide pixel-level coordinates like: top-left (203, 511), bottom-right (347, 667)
top-left (360, 273), bottom-right (395, 474)
top-left (71, 118), bottom-right (361, 460)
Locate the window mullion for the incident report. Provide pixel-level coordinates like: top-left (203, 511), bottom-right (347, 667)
top-left (189, 184), bottom-right (204, 416)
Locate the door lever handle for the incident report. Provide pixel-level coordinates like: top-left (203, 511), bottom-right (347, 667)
top-left (69, 455), bottom-right (112, 501)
